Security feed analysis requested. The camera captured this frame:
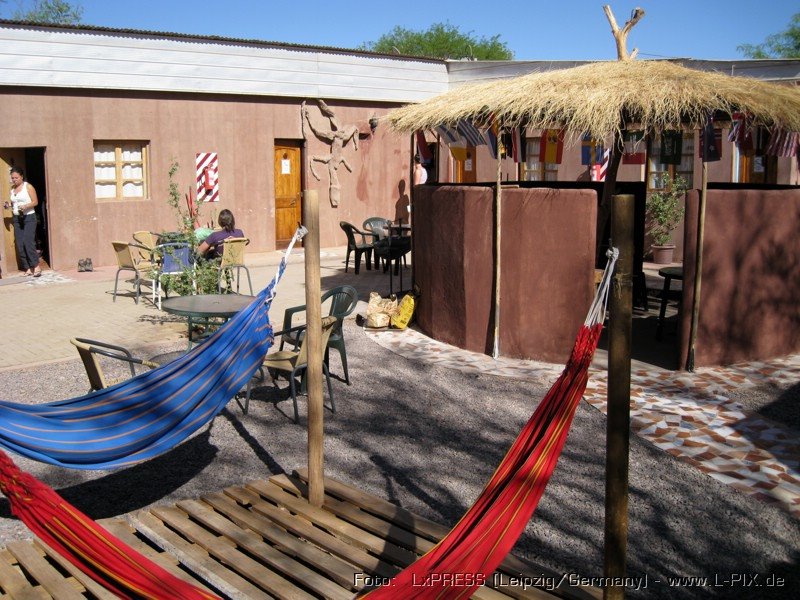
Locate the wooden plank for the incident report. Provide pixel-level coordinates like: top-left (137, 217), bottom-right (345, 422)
top-left (151, 505), bottom-right (314, 600)
top-left (5, 541), bottom-right (84, 600)
top-left (130, 510), bottom-right (269, 600)
top-left (244, 478), bottom-right (507, 600)
top-left (272, 474), bottom-right (436, 554)
top-left (291, 471), bottom-right (599, 600)
top-left (275, 477), bottom-right (548, 599)
top-left (32, 539), bottom-right (117, 600)
top-left (293, 467), bottom-right (449, 541)
top-left (233, 481), bottom-right (508, 600)
top-left (177, 498), bottom-right (351, 600)
top-left (100, 518), bottom-right (216, 596)
top-left (245, 479), bottom-right (417, 566)
top-left (0, 547), bottom-right (49, 600)
top-left (225, 486), bottom-right (399, 583)
top-left (202, 491), bottom-right (361, 589)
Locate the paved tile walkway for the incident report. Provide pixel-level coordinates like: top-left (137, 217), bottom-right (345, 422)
top-left (2, 250), bottom-right (798, 519)
top-left (368, 327), bottom-right (800, 518)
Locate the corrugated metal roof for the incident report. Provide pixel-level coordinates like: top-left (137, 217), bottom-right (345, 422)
top-left (0, 18), bottom-right (446, 63)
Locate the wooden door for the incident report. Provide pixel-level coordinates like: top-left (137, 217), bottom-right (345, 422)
top-left (738, 152), bottom-right (777, 184)
top-left (0, 149), bottom-right (26, 275)
top-left (274, 142), bottom-right (302, 249)
top-left (455, 146), bottom-right (477, 183)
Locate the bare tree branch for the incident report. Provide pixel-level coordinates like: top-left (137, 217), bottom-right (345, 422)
top-left (604, 5), bottom-right (645, 61)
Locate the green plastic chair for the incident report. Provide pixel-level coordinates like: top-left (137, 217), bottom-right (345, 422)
top-left (242, 316), bottom-right (338, 422)
top-left (362, 217), bottom-right (391, 269)
top-left (279, 285), bottom-right (359, 385)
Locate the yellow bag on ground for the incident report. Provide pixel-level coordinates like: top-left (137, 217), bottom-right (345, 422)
top-left (390, 293), bottom-right (415, 329)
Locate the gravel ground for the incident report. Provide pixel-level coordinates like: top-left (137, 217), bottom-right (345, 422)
top-left (0, 321), bottom-right (798, 599)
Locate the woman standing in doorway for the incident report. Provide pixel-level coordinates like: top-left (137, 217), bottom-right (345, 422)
top-left (7, 167), bottom-right (40, 277)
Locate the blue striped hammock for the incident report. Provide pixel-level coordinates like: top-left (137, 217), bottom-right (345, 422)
top-left (0, 229), bottom-right (304, 470)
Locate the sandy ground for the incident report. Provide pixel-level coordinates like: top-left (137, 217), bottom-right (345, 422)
top-left (0, 322), bottom-right (797, 599)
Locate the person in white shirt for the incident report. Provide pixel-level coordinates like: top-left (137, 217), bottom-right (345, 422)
top-left (7, 167), bottom-right (41, 276)
top-left (413, 155), bottom-right (428, 185)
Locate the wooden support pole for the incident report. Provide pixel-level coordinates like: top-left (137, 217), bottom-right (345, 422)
top-left (604, 193), bottom-right (633, 600)
top-left (492, 146), bottom-right (502, 359)
top-left (686, 162), bottom-right (708, 372)
top-left (303, 189), bottom-right (324, 507)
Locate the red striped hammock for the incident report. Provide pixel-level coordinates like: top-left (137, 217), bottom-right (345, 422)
top-left (362, 249), bottom-right (617, 599)
top-left (0, 450), bottom-right (218, 599)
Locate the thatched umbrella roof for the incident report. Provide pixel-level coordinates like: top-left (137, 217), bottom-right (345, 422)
top-left (388, 59), bottom-right (800, 137)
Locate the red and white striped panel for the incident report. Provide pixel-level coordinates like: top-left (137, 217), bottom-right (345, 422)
top-left (591, 148), bottom-right (610, 182)
top-left (196, 152), bottom-right (219, 202)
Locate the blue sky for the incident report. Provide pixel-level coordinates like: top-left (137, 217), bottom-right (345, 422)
top-left (64, 1), bottom-right (798, 61)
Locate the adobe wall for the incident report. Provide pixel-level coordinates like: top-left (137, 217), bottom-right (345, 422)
top-left (413, 185), bottom-right (596, 363)
top-left (679, 188), bottom-right (800, 367)
top-left (0, 89), bottom-right (407, 271)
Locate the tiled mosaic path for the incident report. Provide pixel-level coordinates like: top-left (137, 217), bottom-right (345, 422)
top-left (367, 326), bottom-right (800, 518)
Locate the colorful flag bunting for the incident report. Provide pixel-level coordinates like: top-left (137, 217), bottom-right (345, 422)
top-left (539, 129), bottom-right (564, 164)
top-left (483, 119), bottom-right (500, 160)
top-left (727, 113), bottom-right (753, 152)
top-left (765, 128), bottom-right (799, 158)
top-left (435, 124), bottom-right (462, 146)
top-left (449, 144), bottom-right (468, 162)
top-left (457, 120), bottom-right (486, 147)
top-left (581, 133), bottom-right (604, 165)
top-left (622, 131), bottom-right (646, 164)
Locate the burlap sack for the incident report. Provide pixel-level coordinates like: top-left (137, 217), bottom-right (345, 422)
top-left (365, 292), bottom-right (398, 329)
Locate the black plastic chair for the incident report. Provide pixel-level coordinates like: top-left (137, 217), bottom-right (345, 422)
top-left (373, 236), bottom-right (412, 295)
top-left (280, 285), bottom-right (359, 385)
top-left (339, 221), bottom-right (373, 274)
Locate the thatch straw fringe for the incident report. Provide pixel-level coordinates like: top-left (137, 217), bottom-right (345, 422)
top-left (388, 60), bottom-right (800, 138)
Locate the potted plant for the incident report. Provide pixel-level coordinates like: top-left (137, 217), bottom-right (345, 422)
top-left (646, 173), bottom-right (687, 264)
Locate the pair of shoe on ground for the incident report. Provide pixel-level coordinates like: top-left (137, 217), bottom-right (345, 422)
top-left (77, 258), bottom-right (94, 272)
top-left (24, 267), bottom-right (42, 277)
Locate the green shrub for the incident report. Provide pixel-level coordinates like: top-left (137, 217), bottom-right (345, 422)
top-left (156, 160), bottom-right (222, 297)
top-left (646, 174), bottom-right (687, 246)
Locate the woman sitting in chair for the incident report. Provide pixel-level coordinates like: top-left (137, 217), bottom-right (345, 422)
top-left (197, 209), bottom-right (244, 259)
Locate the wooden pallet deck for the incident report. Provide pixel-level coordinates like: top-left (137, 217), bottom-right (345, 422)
top-left (0, 470), bottom-right (601, 599)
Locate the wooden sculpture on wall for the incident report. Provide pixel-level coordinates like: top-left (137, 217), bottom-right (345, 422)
top-left (302, 99), bottom-right (360, 206)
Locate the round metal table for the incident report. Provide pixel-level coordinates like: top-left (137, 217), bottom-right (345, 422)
top-left (161, 293), bottom-right (256, 347)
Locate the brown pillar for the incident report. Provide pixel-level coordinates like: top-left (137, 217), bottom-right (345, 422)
top-left (604, 194), bottom-right (633, 599)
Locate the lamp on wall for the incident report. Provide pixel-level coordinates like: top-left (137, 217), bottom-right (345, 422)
top-left (369, 114), bottom-right (379, 133)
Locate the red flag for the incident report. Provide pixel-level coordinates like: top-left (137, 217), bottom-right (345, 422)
top-left (539, 129), bottom-right (564, 164)
top-left (622, 131), bottom-right (646, 164)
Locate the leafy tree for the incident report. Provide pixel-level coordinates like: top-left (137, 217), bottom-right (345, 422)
top-left (8, 0), bottom-right (83, 25)
top-left (738, 13), bottom-right (800, 58)
top-left (360, 22), bottom-right (513, 60)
